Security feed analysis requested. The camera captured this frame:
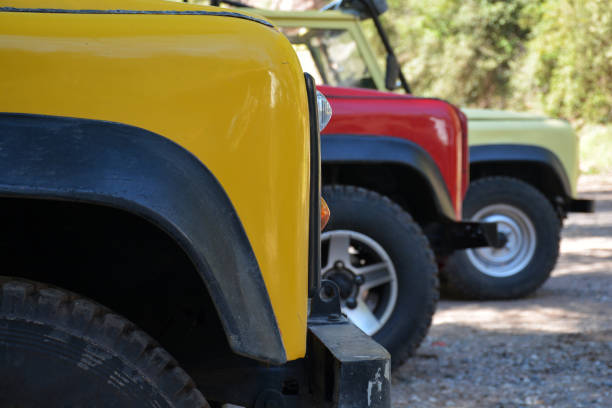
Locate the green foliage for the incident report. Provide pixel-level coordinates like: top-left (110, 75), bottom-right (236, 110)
top-left (579, 124), bottom-right (612, 174)
top-left (382, 0), bottom-right (530, 108)
top-left (514, 0), bottom-right (612, 123)
top-left (382, 0), bottom-right (612, 124)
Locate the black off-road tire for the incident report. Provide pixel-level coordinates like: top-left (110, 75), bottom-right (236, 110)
top-left (442, 177), bottom-right (560, 299)
top-left (0, 277), bottom-right (208, 408)
top-left (322, 185), bottom-right (439, 367)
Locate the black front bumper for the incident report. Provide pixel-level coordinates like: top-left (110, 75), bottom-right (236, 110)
top-left (197, 281), bottom-right (390, 408)
top-left (307, 322), bottom-right (390, 408)
top-left (448, 221), bottom-right (501, 249)
top-left (568, 198), bottom-right (595, 213)
top-left (427, 221), bottom-right (500, 253)
top-left (305, 280), bottom-right (390, 407)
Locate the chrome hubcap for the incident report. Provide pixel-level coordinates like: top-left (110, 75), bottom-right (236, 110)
top-left (466, 204), bottom-right (536, 277)
top-left (321, 230), bottom-right (398, 335)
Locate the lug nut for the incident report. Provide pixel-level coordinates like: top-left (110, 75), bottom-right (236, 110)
top-left (345, 297), bottom-right (357, 309)
top-left (334, 261), bottom-right (344, 269)
top-left (354, 275), bottom-right (365, 286)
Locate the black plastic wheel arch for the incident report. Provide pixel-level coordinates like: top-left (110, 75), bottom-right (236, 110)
top-left (0, 113), bottom-right (286, 364)
top-left (470, 144), bottom-right (572, 198)
top-left (322, 134), bottom-right (456, 221)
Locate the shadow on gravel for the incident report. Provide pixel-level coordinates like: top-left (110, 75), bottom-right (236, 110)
top-left (563, 224), bottom-right (612, 238)
top-left (553, 259), bottom-right (612, 278)
top-left (392, 324), bottom-right (612, 407)
top-left (392, 174), bottom-right (612, 407)
top-left (594, 198), bottom-right (612, 210)
top-left (579, 189), bottom-right (612, 197)
top-left (549, 268), bottom-right (612, 283)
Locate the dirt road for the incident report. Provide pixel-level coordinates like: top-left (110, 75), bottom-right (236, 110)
top-left (392, 173), bottom-right (612, 407)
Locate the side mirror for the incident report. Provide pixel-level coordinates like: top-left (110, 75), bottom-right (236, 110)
top-left (363, 0), bottom-right (388, 16)
top-left (336, 0), bottom-right (388, 19)
top-left (385, 54), bottom-right (400, 91)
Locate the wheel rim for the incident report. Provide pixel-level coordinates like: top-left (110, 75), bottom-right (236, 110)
top-left (466, 204), bottom-right (536, 277)
top-left (321, 230), bottom-right (398, 335)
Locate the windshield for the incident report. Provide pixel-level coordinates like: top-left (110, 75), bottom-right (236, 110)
top-left (280, 26), bottom-right (377, 89)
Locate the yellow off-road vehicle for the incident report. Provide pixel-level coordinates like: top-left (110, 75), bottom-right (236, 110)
top-left (0, 1), bottom-right (389, 407)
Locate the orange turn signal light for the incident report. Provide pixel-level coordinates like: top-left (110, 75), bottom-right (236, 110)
top-left (321, 197), bottom-right (330, 230)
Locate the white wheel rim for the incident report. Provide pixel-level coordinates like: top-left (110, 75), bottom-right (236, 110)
top-left (321, 230), bottom-right (398, 335)
top-left (466, 204), bottom-right (537, 278)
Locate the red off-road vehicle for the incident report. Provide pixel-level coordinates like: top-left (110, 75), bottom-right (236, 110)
top-left (318, 85), bottom-right (498, 365)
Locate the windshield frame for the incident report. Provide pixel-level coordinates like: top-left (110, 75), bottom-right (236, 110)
top-left (268, 12), bottom-right (387, 91)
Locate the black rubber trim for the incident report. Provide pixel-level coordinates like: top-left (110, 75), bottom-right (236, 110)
top-left (322, 134), bottom-right (456, 221)
top-left (305, 74), bottom-right (322, 298)
top-left (0, 113), bottom-right (286, 364)
top-left (470, 144), bottom-right (572, 197)
top-left (0, 6), bottom-right (274, 28)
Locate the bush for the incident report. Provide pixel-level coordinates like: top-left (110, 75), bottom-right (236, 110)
top-left (383, 0), bottom-right (529, 108)
top-left (513, 0), bottom-right (612, 123)
top-left (382, 0), bottom-right (611, 124)
top-left (579, 125), bottom-right (612, 174)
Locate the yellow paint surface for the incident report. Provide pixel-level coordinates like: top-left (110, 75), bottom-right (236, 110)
top-left (0, 0), bottom-right (310, 359)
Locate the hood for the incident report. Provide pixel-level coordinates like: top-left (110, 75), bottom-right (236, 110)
top-left (462, 108), bottom-right (549, 121)
top-left (317, 84), bottom-right (414, 99)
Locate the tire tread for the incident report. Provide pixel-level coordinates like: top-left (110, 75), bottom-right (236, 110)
top-left (0, 277), bottom-right (208, 407)
top-left (442, 176), bottom-right (561, 300)
top-left (323, 185), bottom-right (439, 367)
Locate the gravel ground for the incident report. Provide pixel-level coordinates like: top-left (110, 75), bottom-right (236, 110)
top-left (392, 173), bottom-right (612, 408)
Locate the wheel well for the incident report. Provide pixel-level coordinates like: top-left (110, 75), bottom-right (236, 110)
top-left (470, 161), bottom-right (568, 208)
top-left (0, 197), bottom-right (233, 382)
top-left (323, 163), bottom-right (441, 226)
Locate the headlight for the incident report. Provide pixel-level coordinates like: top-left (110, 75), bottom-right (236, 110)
top-left (316, 90), bottom-right (333, 131)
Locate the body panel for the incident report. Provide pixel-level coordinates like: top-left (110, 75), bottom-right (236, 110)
top-left (0, 0), bottom-right (309, 359)
top-left (320, 85), bottom-right (465, 218)
top-left (466, 114), bottom-right (579, 196)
